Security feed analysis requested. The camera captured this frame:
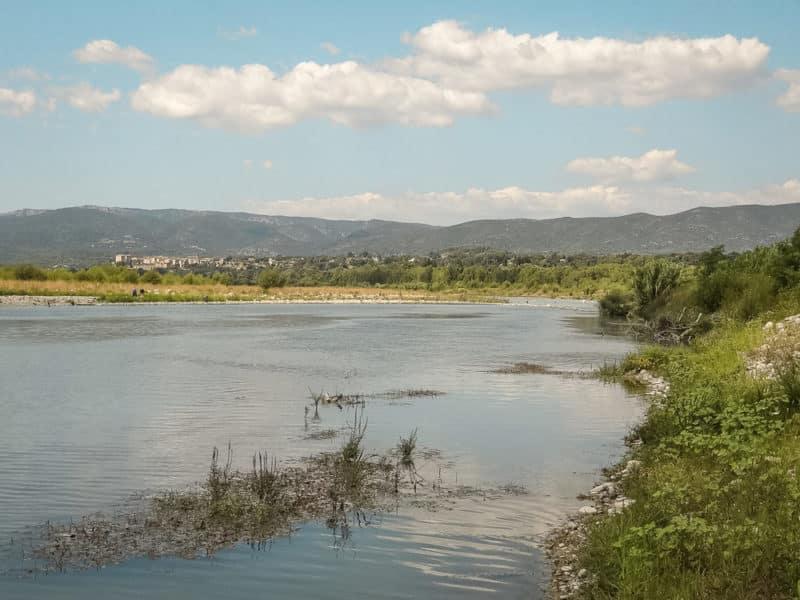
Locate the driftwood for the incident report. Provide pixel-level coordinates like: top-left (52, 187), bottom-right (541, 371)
top-left (628, 307), bottom-right (709, 345)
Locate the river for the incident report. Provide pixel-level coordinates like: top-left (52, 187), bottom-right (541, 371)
top-left (0, 299), bottom-right (642, 599)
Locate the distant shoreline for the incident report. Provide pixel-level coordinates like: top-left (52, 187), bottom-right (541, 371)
top-left (0, 294), bottom-right (508, 307)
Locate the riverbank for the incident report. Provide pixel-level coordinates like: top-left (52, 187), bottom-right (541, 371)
top-left (0, 275), bottom-right (613, 305)
top-left (549, 312), bottom-right (800, 599)
top-left (0, 285), bottom-right (499, 306)
top-left (0, 295), bottom-right (98, 306)
top-left (546, 369), bottom-right (667, 599)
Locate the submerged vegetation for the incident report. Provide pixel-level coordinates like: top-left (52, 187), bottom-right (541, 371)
top-left (571, 229), bottom-right (800, 599)
top-left (35, 415), bottom-right (391, 571)
top-left (30, 404), bottom-right (525, 574)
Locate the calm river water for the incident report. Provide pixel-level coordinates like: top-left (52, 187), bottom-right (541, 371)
top-left (0, 299), bottom-right (642, 599)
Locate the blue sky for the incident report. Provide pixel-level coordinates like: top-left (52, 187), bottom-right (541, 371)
top-left (1, 0), bottom-right (799, 224)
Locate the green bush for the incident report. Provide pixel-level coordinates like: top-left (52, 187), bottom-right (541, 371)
top-left (257, 268), bottom-right (288, 291)
top-left (724, 272), bottom-right (775, 321)
top-left (633, 259), bottom-right (682, 314)
top-left (695, 268), bottom-right (733, 312)
top-left (140, 270), bottom-right (163, 284)
top-left (13, 264), bottom-right (47, 281)
top-left (599, 289), bottom-right (634, 317)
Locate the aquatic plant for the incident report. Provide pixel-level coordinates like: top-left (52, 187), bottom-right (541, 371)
top-left (207, 443), bottom-right (233, 503)
top-left (396, 429), bottom-right (419, 493)
top-left (336, 408), bottom-right (370, 496)
top-left (397, 429), bottom-right (417, 470)
top-left (251, 451), bottom-right (281, 503)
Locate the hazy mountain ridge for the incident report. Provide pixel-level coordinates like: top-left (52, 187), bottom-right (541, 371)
top-left (2, 204), bottom-right (799, 265)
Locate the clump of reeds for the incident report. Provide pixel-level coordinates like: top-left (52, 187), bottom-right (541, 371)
top-left (207, 443), bottom-right (233, 502)
top-left (397, 429), bottom-right (418, 469)
top-left (395, 429), bottom-right (419, 493)
top-left (337, 408), bottom-right (370, 495)
top-left (251, 451), bottom-right (281, 503)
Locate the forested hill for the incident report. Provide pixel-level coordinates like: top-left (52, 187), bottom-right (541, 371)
top-left (2, 203), bottom-right (800, 265)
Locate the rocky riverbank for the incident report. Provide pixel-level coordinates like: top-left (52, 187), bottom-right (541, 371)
top-left (545, 369), bottom-right (669, 599)
top-left (745, 313), bottom-right (800, 379)
top-left (0, 295), bottom-right (97, 306)
top-left (0, 294), bottom-right (498, 307)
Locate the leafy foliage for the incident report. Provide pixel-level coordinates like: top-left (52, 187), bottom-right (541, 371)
top-left (581, 320), bottom-right (800, 598)
top-left (13, 264), bottom-right (47, 281)
top-left (140, 270), bottom-right (162, 284)
top-left (256, 268), bottom-right (288, 291)
top-left (599, 289), bottom-right (634, 317)
top-left (632, 259), bottom-right (682, 313)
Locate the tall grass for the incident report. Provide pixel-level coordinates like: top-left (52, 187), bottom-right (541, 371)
top-left (251, 451), bottom-right (281, 503)
top-left (337, 409), bottom-right (370, 496)
top-left (207, 443), bottom-right (233, 503)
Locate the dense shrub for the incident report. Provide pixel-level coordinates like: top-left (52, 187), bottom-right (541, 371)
top-left (13, 264), bottom-right (47, 281)
top-left (632, 259), bottom-right (682, 314)
top-left (599, 289), bottom-right (634, 317)
top-left (140, 270), bottom-right (163, 284)
top-left (257, 268), bottom-right (288, 291)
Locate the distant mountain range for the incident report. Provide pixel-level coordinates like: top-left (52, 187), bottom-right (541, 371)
top-left (2, 204), bottom-right (800, 265)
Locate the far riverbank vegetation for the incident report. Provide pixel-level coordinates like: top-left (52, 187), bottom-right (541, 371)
top-left (1, 249), bottom-right (703, 302)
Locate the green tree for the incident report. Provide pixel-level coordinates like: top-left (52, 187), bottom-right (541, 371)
top-left (257, 268), bottom-right (288, 291)
top-left (770, 227), bottom-right (800, 289)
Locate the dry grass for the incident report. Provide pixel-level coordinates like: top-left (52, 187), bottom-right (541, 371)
top-left (0, 279), bottom-right (261, 297)
top-left (0, 280), bottom-right (485, 303)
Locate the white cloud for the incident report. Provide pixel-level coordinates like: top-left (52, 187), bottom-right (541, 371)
top-left (242, 185), bottom-right (630, 224)
top-left (626, 125), bottom-right (646, 136)
top-left (0, 87), bottom-right (37, 117)
top-left (55, 83), bottom-right (121, 112)
top-left (651, 180), bottom-right (800, 212)
top-left (131, 61), bottom-right (492, 132)
top-left (567, 149), bottom-right (695, 183)
top-left (243, 159), bottom-right (254, 168)
top-left (776, 69), bottom-right (800, 112)
top-left (263, 159), bottom-right (273, 169)
top-left (121, 21), bottom-right (774, 134)
top-left (7, 67), bottom-right (49, 82)
top-left (390, 21), bottom-right (770, 106)
top-left (321, 42), bottom-right (341, 56)
top-left (220, 26), bottom-right (257, 41)
top-left (241, 180), bottom-right (800, 225)
top-left (73, 39), bottom-right (155, 74)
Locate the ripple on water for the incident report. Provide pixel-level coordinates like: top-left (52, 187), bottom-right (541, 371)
top-left (0, 302), bottom-right (642, 598)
